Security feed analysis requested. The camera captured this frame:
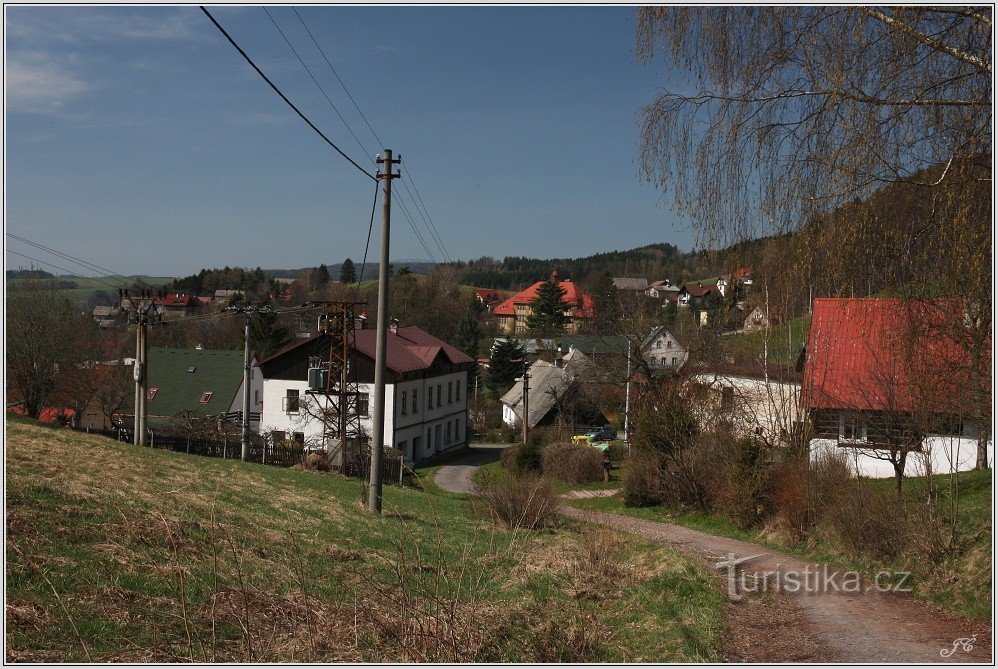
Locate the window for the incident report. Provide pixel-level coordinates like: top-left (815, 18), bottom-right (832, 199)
top-left (666, 339), bottom-right (672, 349)
top-left (412, 389), bottom-right (418, 413)
top-left (428, 388), bottom-right (433, 410)
top-left (199, 391), bottom-right (213, 404)
top-left (720, 387), bottom-right (734, 412)
top-left (292, 432), bottom-right (305, 444)
top-left (446, 421), bottom-right (451, 444)
top-left (839, 413), bottom-right (867, 442)
top-left (358, 393), bottom-right (369, 417)
top-left (671, 356), bottom-right (678, 366)
top-left (448, 381), bottom-right (453, 404)
top-left (401, 391), bottom-right (408, 415)
top-left (272, 430), bottom-right (286, 443)
top-left (147, 388), bottom-right (158, 400)
top-left (655, 341), bottom-right (662, 348)
top-left (187, 366), bottom-right (197, 373)
top-left (437, 384), bottom-right (442, 406)
top-left (456, 380), bottom-right (462, 402)
top-left (254, 390), bottom-right (260, 405)
top-left (285, 389), bottom-right (300, 413)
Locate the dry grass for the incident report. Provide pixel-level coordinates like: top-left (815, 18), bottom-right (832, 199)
top-left (6, 418), bottom-right (726, 661)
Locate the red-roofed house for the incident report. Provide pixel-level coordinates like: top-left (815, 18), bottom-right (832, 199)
top-left (475, 289), bottom-right (503, 307)
top-left (155, 293), bottom-right (198, 313)
top-left (803, 298), bottom-right (991, 479)
top-left (491, 271), bottom-right (594, 334)
top-left (678, 282), bottom-right (717, 307)
top-left (257, 325), bottom-right (475, 463)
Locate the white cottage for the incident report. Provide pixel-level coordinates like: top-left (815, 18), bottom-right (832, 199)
top-left (257, 326), bottom-right (474, 463)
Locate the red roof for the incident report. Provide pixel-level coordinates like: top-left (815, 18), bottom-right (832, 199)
top-left (803, 298), bottom-right (982, 414)
top-left (491, 276), bottom-right (594, 319)
top-left (196, 296), bottom-right (213, 305)
top-left (257, 325), bottom-right (474, 375)
top-left (682, 283), bottom-right (716, 298)
top-left (475, 289), bottom-right (502, 304)
top-left (9, 406), bottom-right (76, 423)
top-left (156, 293), bottom-right (196, 308)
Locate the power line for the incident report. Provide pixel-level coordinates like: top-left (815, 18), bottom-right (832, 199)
top-left (290, 7), bottom-right (452, 263)
top-left (8, 233), bottom-right (137, 288)
top-left (391, 190), bottom-right (438, 262)
top-left (6, 249), bottom-right (126, 293)
top-left (200, 6), bottom-right (375, 182)
top-left (355, 178), bottom-right (380, 299)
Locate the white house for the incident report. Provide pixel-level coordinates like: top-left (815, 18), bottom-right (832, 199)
top-left (639, 326), bottom-right (688, 370)
top-left (257, 325), bottom-right (474, 463)
top-left (692, 370), bottom-right (802, 446)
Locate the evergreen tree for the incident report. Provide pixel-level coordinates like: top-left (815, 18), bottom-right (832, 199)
top-left (315, 264), bottom-right (331, 286)
top-left (340, 258), bottom-right (357, 284)
top-left (487, 338), bottom-right (526, 393)
top-left (251, 312), bottom-right (293, 359)
top-left (452, 297), bottom-right (483, 359)
top-left (526, 276), bottom-right (570, 337)
top-left (662, 299), bottom-right (678, 326)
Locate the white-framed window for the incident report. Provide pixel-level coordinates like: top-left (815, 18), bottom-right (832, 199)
top-left (655, 340), bottom-right (661, 348)
top-left (839, 413), bottom-right (868, 442)
top-left (358, 393), bottom-right (370, 417)
top-left (284, 389), bottom-right (300, 413)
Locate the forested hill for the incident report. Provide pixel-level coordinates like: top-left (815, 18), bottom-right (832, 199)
top-left (450, 243), bottom-right (744, 290)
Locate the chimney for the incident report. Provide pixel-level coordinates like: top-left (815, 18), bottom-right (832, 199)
top-left (389, 318), bottom-right (399, 334)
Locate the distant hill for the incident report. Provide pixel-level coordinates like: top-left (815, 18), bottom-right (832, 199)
top-left (266, 261), bottom-right (436, 282)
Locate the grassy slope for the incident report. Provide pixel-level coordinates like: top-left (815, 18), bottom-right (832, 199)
top-left (569, 469), bottom-right (992, 620)
top-left (6, 417), bottom-right (726, 662)
top-left (9, 276), bottom-right (172, 307)
top-left (722, 314), bottom-right (811, 365)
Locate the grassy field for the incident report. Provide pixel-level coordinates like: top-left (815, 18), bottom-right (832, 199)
top-left (721, 314), bottom-right (811, 365)
top-left (569, 469), bottom-right (992, 620)
top-left (6, 417), bottom-right (726, 662)
top-left (8, 276), bottom-right (173, 307)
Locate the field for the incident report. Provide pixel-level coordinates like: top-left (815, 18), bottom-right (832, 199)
top-left (6, 417), bottom-right (726, 662)
top-left (721, 314), bottom-right (811, 365)
top-left (8, 276), bottom-right (173, 307)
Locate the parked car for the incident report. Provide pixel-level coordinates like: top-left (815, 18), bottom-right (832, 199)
top-left (586, 426), bottom-right (617, 441)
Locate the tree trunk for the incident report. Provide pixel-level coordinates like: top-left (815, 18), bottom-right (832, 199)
top-left (975, 419), bottom-right (991, 470)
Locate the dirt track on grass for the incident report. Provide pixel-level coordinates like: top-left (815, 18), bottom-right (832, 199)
top-left (563, 507), bottom-right (993, 663)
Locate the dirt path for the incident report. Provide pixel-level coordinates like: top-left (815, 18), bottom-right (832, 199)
top-left (564, 507), bottom-right (992, 663)
top-left (433, 444), bottom-right (504, 494)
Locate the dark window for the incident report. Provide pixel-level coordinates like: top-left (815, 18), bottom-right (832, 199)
top-left (456, 380), bottom-right (462, 402)
top-left (448, 381), bottom-right (453, 404)
top-left (272, 430), bottom-right (286, 443)
top-left (412, 389), bottom-right (418, 413)
top-left (428, 388), bottom-right (433, 410)
top-left (285, 389), bottom-right (300, 413)
top-left (292, 432), bottom-right (305, 444)
top-left (437, 384), bottom-right (442, 405)
top-left (358, 393), bottom-right (369, 417)
top-left (401, 391), bottom-right (408, 415)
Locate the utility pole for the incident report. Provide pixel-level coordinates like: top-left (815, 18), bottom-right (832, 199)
top-left (242, 311), bottom-right (252, 461)
top-left (122, 288), bottom-right (157, 447)
top-left (521, 365), bottom-right (530, 446)
top-left (369, 148), bottom-right (400, 514)
top-left (624, 339), bottom-right (632, 452)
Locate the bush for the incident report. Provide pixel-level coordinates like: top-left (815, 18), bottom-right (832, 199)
top-left (622, 453), bottom-right (664, 507)
top-left (541, 443), bottom-right (604, 484)
top-left (515, 440), bottom-right (543, 473)
top-left (772, 453), bottom-right (852, 540)
top-left (473, 472), bottom-right (560, 530)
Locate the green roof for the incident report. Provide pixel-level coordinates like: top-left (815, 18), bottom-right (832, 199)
top-left (133, 348), bottom-right (245, 424)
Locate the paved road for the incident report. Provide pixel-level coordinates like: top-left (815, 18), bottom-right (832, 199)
top-left (433, 444), bottom-right (505, 493)
top-left (564, 507), bottom-right (993, 663)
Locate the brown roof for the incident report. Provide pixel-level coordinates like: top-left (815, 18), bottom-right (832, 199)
top-left (256, 325), bottom-right (473, 374)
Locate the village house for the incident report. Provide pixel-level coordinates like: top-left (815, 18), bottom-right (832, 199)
top-left (803, 297), bottom-right (991, 478)
top-left (646, 280), bottom-right (680, 300)
top-left (213, 289), bottom-right (244, 305)
top-left (611, 277), bottom-right (649, 295)
top-left (678, 282), bottom-right (717, 307)
top-left (257, 325), bottom-right (473, 463)
top-left (500, 350), bottom-right (604, 430)
top-left (125, 347), bottom-right (263, 430)
top-left (491, 271), bottom-right (595, 334)
top-left (91, 305), bottom-right (122, 328)
top-left (155, 293), bottom-right (199, 314)
top-left (475, 288), bottom-right (503, 307)
top-left (639, 326), bottom-right (688, 371)
top-left (742, 306), bottom-right (770, 332)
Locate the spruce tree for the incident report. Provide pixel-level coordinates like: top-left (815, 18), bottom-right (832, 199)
top-left (340, 258), bottom-right (357, 284)
top-left (487, 338), bottom-right (526, 394)
top-left (452, 297), bottom-right (483, 359)
top-left (526, 276), bottom-right (570, 336)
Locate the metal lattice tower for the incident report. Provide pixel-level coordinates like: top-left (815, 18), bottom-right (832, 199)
top-left (305, 301), bottom-right (366, 470)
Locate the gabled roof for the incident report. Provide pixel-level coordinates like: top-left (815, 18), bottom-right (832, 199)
top-left (681, 283), bottom-right (717, 298)
top-left (612, 277), bottom-right (649, 291)
top-left (803, 298), bottom-right (979, 413)
top-left (133, 348), bottom-right (248, 419)
top-left (156, 293), bottom-right (196, 308)
top-left (257, 325), bottom-right (473, 375)
top-left (491, 274), bottom-right (595, 319)
top-left (647, 279), bottom-right (672, 288)
top-left (500, 360), bottom-right (573, 428)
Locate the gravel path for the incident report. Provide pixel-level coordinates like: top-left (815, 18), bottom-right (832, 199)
top-left (433, 444), bottom-right (504, 493)
top-left (563, 507), bottom-right (993, 663)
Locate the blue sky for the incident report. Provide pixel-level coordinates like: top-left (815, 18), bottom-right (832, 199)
top-left (6, 6), bottom-right (692, 277)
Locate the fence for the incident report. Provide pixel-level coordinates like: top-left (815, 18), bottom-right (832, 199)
top-left (78, 425), bottom-right (407, 479)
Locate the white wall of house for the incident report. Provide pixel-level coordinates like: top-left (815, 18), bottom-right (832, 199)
top-left (502, 403), bottom-right (519, 428)
top-left (643, 330), bottom-right (688, 370)
top-left (810, 435), bottom-right (993, 478)
top-left (225, 359), bottom-right (263, 432)
top-left (259, 370), bottom-right (468, 463)
top-left (693, 373), bottom-right (801, 444)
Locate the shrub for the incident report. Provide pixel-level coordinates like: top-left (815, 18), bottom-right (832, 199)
top-left (772, 453), bottom-right (852, 540)
top-left (515, 440), bottom-right (543, 473)
top-left (473, 472), bottom-right (560, 530)
top-left (622, 453), bottom-right (664, 507)
top-left (541, 443), bottom-right (604, 484)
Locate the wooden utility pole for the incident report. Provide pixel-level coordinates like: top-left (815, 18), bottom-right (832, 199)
top-left (369, 149), bottom-right (400, 514)
top-left (624, 339), bottom-right (632, 452)
top-left (123, 289), bottom-right (155, 447)
top-left (241, 312), bottom-right (252, 460)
